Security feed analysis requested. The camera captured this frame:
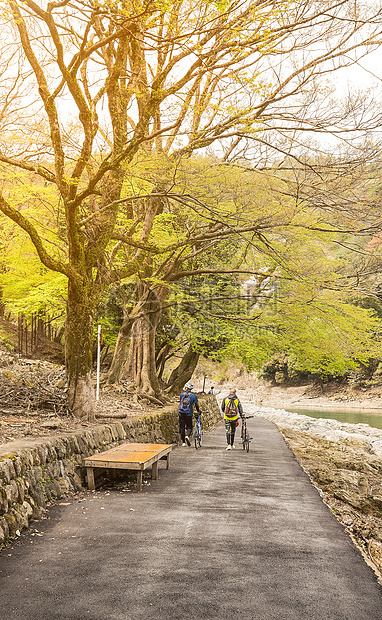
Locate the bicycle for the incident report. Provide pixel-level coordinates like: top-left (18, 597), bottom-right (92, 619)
top-left (193, 414), bottom-right (203, 449)
top-left (241, 414), bottom-right (254, 452)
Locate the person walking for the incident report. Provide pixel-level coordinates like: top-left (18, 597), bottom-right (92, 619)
top-left (221, 388), bottom-right (243, 450)
top-left (179, 381), bottom-right (200, 446)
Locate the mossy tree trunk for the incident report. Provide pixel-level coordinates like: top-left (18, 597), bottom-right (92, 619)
top-left (65, 276), bottom-right (98, 420)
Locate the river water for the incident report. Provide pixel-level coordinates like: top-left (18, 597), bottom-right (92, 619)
top-left (284, 407), bottom-right (382, 430)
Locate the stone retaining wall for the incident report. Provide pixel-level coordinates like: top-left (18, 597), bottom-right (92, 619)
top-left (0, 395), bottom-right (221, 546)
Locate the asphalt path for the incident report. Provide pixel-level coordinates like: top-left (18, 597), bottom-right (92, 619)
top-left (0, 418), bottom-right (381, 620)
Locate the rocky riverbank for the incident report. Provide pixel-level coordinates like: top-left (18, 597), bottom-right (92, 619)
top-left (243, 400), bottom-right (382, 582)
top-left (233, 379), bottom-right (382, 411)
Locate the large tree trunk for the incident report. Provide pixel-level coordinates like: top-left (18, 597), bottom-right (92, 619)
top-left (120, 282), bottom-right (164, 397)
top-left (122, 310), bottom-right (161, 396)
top-left (165, 344), bottom-right (200, 394)
top-left (65, 278), bottom-right (97, 420)
top-left (106, 308), bottom-right (133, 384)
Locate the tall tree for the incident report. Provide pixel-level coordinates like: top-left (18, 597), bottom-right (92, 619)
top-left (0, 0), bottom-right (382, 416)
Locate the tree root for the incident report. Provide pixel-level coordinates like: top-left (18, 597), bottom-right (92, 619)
top-left (95, 412), bottom-right (129, 419)
top-left (137, 392), bottom-right (167, 406)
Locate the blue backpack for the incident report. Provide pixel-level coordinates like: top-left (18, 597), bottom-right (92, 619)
top-left (179, 392), bottom-right (191, 414)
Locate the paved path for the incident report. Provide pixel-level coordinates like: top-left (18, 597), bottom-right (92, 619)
top-left (0, 419), bottom-right (381, 620)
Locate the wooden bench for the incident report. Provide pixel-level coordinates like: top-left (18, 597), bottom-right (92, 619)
top-left (83, 442), bottom-right (173, 492)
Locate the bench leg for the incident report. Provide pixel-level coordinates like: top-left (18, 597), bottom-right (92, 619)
top-left (87, 467), bottom-right (95, 491)
top-left (152, 461), bottom-right (159, 480)
top-left (166, 452), bottom-right (170, 470)
top-left (136, 470), bottom-right (143, 492)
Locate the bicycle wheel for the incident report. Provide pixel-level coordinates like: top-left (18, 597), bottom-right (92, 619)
top-left (242, 428), bottom-right (247, 450)
top-left (242, 428), bottom-right (250, 452)
top-left (194, 425), bottom-right (201, 449)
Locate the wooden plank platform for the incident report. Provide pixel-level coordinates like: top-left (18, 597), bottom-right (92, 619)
top-left (83, 442), bottom-right (173, 492)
